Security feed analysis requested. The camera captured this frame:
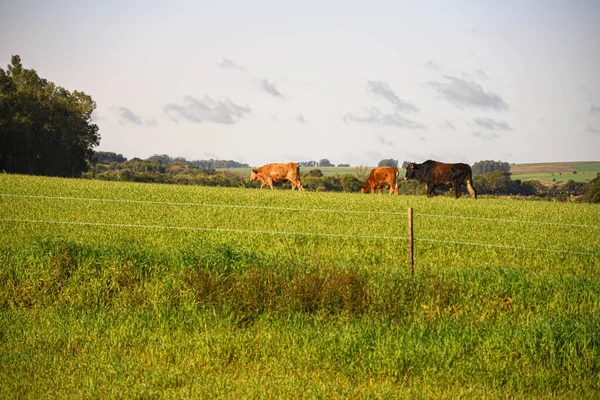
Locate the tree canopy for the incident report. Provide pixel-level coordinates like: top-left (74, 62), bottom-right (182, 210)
top-left (472, 160), bottom-right (510, 175)
top-left (378, 159), bottom-right (398, 168)
top-left (0, 55), bottom-right (100, 177)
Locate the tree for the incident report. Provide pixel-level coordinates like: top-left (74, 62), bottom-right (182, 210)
top-left (340, 175), bottom-right (362, 192)
top-left (0, 55), bottom-right (99, 177)
top-left (93, 151), bottom-right (126, 164)
top-left (378, 159), bottom-right (398, 168)
top-left (582, 173), bottom-right (600, 203)
top-left (472, 160), bottom-right (510, 175)
top-left (561, 179), bottom-right (587, 195)
top-left (318, 159), bottom-right (334, 167)
top-left (483, 170), bottom-right (512, 194)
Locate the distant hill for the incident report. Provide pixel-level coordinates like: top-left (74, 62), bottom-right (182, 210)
top-left (509, 162), bottom-right (600, 185)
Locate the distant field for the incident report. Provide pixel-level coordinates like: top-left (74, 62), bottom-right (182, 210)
top-left (1, 174), bottom-right (599, 397)
top-left (510, 162), bottom-right (600, 184)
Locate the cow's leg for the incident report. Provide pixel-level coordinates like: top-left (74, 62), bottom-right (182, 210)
top-left (293, 179), bottom-right (304, 191)
top-left (378, 186), bottom-right (383, 195)
top-left (453, 180), bottom-right (462, 198)
top-left (267, 177), bottom-right (274, 189)
top-left (427, 184), bottom-right (436, 197)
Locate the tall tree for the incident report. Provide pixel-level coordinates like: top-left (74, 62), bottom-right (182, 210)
top-left (0, 55), bottom-right (100, 177)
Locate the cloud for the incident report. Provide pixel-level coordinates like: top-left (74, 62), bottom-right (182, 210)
top-left (258, 79), bottom-right (284, 98)
top-left (343, 107), bottom-right (424, 129)
top-left (472, 131), bottom-right (499, 140)
top-left (117, 107), bottom-right (143, 126)
top-left (377, 136), bottom-right (394, 147)
top-left (164, 95), bottom-right (251, 124)
top-left (295, 114), bottom-right (308, 124)
top-left (590, 105), bottom-right (600, 115)
top-left (440, 119), bottom-right (455, 130)
top-left (366, 80), bottom-right (418, 112)
top-left (473, 117), bottom-right (512, 131)
top-left (217, 58), bottom-right (246, 71)
top-left (427, 75), bottom-right (509, 110)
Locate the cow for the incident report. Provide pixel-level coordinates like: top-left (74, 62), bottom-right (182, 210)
top-left (404, 160), bottom-right (477, 199)
top-left (360, 166), bottom-right (399, 195)
top-left (250, 162), bottom-right (304, 191)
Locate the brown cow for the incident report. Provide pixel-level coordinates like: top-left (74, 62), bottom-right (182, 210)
top-left (360, 166), bottom-right (399, 195)
top-left (404, 160), bottom-right (477, 199)
top-left (250, 162), bottom-right (303, 191)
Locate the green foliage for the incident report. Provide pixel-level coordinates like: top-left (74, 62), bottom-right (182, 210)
top-left (377, 158), bottom-right (398, 168)
top-left (582, 173), bottom-right (600, 203)
top-left (397, 179), bottom-right (427, 195)
top-left (340, 174), bottom-right (362, 192)
top-left (472, 160), bottom-right (511, 175)
top-left (319, 158), bottom-right (334, 167)
top-left (307, 168), bottom-right (323, 177)
top-left (0, 55), bottom-right (100, 177)
top-left (92, 151), bottom-right (127, 164)
top-left (561, 179), bottom-right (587, 194)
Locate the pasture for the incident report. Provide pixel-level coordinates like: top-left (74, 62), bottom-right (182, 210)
top-left (1, 174), bottom-right (599, 398)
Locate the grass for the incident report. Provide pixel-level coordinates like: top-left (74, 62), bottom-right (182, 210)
top-left (1, 174), bottom-right (599, 397)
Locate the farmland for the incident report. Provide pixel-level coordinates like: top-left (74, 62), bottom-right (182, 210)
top-left (1, 174), bottom-right (599, 397)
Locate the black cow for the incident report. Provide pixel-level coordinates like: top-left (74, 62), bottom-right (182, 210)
top-left (405, 160), bottom-right (477, 199)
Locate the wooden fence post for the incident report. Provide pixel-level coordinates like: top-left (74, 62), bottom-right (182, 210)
top-left (408, 207), bottom-right (414, 275)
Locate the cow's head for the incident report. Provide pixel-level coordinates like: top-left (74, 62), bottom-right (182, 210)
top-left (250, 169), bottom-right (259, 181)
top-left (360, 183), bottom-right (370, 194)
top-left (404, 163), bottom-right (416, 180)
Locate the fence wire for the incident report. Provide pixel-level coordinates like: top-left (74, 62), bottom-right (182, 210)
top-left (1, 217), bottom-right (598, 257)
top-left (2, 193), bottom-right (599, 229)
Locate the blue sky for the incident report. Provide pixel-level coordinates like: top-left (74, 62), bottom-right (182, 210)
top-left (1, 0), bottom-right (599, 166)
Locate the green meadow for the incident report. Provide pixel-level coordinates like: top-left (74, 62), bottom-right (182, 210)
top-left (1, 174), bottom-right (599, 398)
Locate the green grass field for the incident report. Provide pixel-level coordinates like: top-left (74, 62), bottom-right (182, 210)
top-left (1, 174), bottom-right (599, 397)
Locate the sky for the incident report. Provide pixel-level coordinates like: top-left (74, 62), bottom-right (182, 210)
top-left (1, 0), bottom-right (599, 166)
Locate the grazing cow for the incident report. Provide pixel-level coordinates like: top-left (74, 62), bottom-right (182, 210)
top-left (250, 162), bottom-right (303, 191)
top-left (361, 166), bottom-right (399, 195)
top-left (404, 160), bottom-right (477, 199)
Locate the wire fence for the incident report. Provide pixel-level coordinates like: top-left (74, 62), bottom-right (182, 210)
top-left (1, 193), bottom-right (599, 257)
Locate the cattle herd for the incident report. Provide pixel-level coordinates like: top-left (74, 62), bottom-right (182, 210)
top-left (250, 160), bottom-right (477, 199)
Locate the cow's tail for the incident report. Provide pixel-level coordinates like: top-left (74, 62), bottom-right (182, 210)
top-left (393, 169), bottom-right (399, 195)
top-left (465, 168), bottom-right (477, 199)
